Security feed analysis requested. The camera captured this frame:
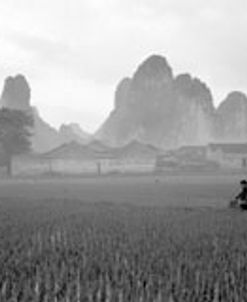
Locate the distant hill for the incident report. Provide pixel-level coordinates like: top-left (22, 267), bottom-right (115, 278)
top-left (215, 92), bottom-right (247, 142)
top-left (96, 54), bottom-right (247, 149)
top-left (2, 54), bottom-right (247, 153)
top-left (59, 123), bottom-right (90, 144)
top-left (0, 75), bottom-right (90, 152)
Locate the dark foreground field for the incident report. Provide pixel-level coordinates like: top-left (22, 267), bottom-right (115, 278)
top-left (1, 174), bottom-right (247, 301)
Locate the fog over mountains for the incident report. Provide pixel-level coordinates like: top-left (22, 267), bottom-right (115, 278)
top-left (1, 55), bottom-right (247, 152)
top-left (0, 75), bottom-right (90, 152)
top-left (97, 55), bottom-right (247, 149)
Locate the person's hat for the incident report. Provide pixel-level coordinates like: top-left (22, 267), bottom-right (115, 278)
top-left (240, 179), bottom-right (247, 185)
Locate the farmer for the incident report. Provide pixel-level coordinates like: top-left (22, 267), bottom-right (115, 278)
top-left (234, 179), bottom-right (247, 210)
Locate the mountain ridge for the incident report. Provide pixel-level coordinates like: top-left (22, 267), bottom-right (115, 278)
top-left (96, 54), bottom-right (247, 149)
top-left (0, 75), bottom-right (91, 152)
top-left (1, 54), bottom-right (247, 152)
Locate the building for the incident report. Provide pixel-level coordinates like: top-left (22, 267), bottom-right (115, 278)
top-left (206, 143), bottom-right (247, 169)
top-left (12, 140), bottom-right (160, 176)
top-left (155, 145), bottom-right (218, 172)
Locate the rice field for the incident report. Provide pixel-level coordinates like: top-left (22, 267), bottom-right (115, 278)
top-left (0, 174), bottom-right (247, 301)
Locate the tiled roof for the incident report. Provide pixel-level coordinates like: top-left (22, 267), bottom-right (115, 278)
top-left (208, 143), bottom-right (247, 154)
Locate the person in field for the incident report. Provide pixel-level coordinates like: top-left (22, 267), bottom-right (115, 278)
top-left (231, 180), bottom-right (247, 210)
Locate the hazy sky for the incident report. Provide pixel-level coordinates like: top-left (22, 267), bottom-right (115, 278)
top-left (0, 0), bottom-right (247, 133)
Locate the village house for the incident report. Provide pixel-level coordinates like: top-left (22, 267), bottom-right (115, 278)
top-left (11, 140), bottom-right (160, 176)
top-left (206, 143), bottom-right (247, 169)
top-left (155, 145), bottom-right (217, 172)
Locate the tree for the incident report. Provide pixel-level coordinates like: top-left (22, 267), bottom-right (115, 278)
top-left (0, 108), bottom-right (33, 176)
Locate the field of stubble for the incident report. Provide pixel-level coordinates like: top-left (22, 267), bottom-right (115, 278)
top-left (0, 174), bottom-right (247, 301)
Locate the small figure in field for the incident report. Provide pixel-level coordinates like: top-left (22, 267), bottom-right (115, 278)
top-left (230, 180), bottom-right (247, 210)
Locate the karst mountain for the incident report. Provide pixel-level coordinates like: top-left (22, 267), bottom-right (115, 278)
top-left (0, 75), bottom-right (89, 152)
top-left (96, 55), bottom-right (247, 148)
top-left (1, 55), bottom-right (247, 152)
